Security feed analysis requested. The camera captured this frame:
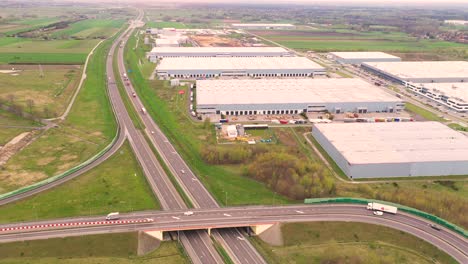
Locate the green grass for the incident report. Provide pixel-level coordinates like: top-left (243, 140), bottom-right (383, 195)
top-left (52, 19), bottom-right (125, 38)
top-left (0, 141), bottom-right (158, 223)
top-left (405, 102), bottom-right (446, 121)
top-left (251, 222), bottom-right (456, 264)
top-left (212, 238), bottom-right (234, 264)
top-left (125, 29), bottom-right (291, 206)
top-left (0, 233), bottom-right (187, 264)
top-left (0, 127), bottom-right (31, 145)
top-left (146, 21), bottom-right (187, 29)
top-left (448, 123), bottom-right (467, 132)
top-left (0, 65), bottom-right (81, 118)
top-left (0, 31), bottom-right (118, 193)
top-left (0, 53), bottom-right (88, 64)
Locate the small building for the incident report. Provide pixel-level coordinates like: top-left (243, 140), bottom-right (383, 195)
top-left (361, 61), bottom-right (468, 84)
top-left (156, 57), bottom-right (325, 79)
top-left (196, 78), bottom-right (404, 115)
top-left (170, 79), bottom-right (180, 87)
top-left (330, 52), bottom-right (401, 64)
top-left (226, 125), bottom-right (238, 138)
top-left (312, 122), bottom-right (468, 178)
top-left (232, 23), bottom-right (295, 30)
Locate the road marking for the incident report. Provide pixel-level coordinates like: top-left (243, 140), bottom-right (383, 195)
top-left (172, 216), bottom-right (180, 220)
top-left (295, 210), bottom-right (304, 214)
top-left (223, 213), bottom-right (232, 217)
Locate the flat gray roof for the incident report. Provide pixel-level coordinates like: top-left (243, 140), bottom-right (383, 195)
top-left (362, 61), bottom-right (468, 80)
top-left (330, 52), bottom-right (400, 60)
top-left (150, 46), bottom-right (289, 54)
top-left (313, 122), bottom-right (468, 164)
top-left (158, 57), bottom-right (324, 71)
top-left (197, 78), bottom-right (401, 105)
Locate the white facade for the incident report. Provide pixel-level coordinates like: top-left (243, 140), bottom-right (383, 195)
top-left (156, 57), bottom-right (326, 79)
top-left (362, 61), bottom-right (468, 84)
top-left (330, 52), bottom-right (401, 64)
top-left (405, 82), bottom-right (468, 112)
top-left (148, 47), bottom-right (292, 61)
top-left (312, 122), bottom-right (468, 179)
top-left (196, 78), bottom-right (404, 115)
top-left (232, 23), bottom-right (295, 30)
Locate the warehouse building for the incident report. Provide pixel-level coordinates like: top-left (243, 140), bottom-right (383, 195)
top-left (312, 122), bottom-right (468, 179)
top-left (406, 82), bottom-right (468, 112)
top-left (232, 23), bottom-right (295, 30)
top-left (156, 57), bottom-right (326, 78)
top-left (148, 47), bottom-right (292, 61)
top-left (330, 52), bottom-right (401, 64)
top-left (196, 78), bottom-right (404, 115)
top-left (362, 61), bottom-right (468, 84)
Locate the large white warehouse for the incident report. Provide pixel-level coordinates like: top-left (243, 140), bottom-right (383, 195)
top-left (362, 61), bottom-right (468, 83)
top-left (148, 46), bottom-right (292, 61)
top-left (330, 52), bottom-right (401, 64)
top-left (156, 57), bottom-right (326, 79)
top-left (196, 78), bottom-right (404, 115)
top-left (312, 122), bottom-right (468, 179)
top-left (232, 23), bottom-right (295, 30)
top-left (406, 82), bottom-right (468, 112)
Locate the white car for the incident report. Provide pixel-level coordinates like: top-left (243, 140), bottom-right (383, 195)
top-left (181, 169), bottom-right (186, 174)
top-left (184, 211), bottom-right (194, 216)
top-left (373, 211), bottom-right (383, 216)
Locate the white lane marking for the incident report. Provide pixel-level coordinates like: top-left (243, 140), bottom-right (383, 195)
top-left (295, 210), bottom-right (304, 214)
top-left (172, 216), bottom-right (180, 220)
top-left (223, 213), bottom-right (232, 217)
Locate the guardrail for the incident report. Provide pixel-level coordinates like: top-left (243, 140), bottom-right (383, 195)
top-left (0, 128), bottom-right (121, 201)
top-left (304, 197), bottom-right (467, 238)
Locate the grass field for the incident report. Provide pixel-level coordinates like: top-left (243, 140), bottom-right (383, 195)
top-left (52, 19), bottom-right (125, 39)
top-left (0, 65), bottom-right (81, 118)
top-left (405, 102), bottom-right (446, 121)
top-left (146, 21), bottom-right (187, 29)
top-left (0, 109), bottom-right (40, 146)
top-left (251, 222), bottom-right (456, 264)
top-left (448, 122), bottom-right (467, 132)
top-left (0, 141), bottom-right (158, 223)
top-left (0, 233), bottom-right (187, 264)
top-left (0, 32), bottom-right (117, 193)
top-left (125, 30), bottom-right (291, 206)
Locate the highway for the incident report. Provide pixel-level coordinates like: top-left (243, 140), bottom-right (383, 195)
top-left (117, 24), bottom-right (266, 264)
top-left (1, 204), bottom-right (466, 263)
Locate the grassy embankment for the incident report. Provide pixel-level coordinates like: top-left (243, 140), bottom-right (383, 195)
top-left (0, 109), bottom-right (41, 145)
top-left (124, 30), bottom-right (291, 206)
top-left (0, 233), bottom-right (187, 264)
top-left (0, 30), bottom-right (118, 193)
top-left (0, 141), bottom-right (159, 223)
top-left (251, 222), bottom-right (457, 264)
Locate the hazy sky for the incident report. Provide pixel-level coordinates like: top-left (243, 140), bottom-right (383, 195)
top-left (141, 0), bottom-right (468, 4)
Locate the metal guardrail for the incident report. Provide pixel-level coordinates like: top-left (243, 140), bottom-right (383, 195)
top-left (304, 197), bottom-right (467, 238)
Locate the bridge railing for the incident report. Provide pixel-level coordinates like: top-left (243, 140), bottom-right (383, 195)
top-left (304, 197), bottom-right (467, 238)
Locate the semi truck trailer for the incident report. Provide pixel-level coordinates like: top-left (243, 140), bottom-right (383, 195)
top-left (366, 202), bottom-right (398, 214)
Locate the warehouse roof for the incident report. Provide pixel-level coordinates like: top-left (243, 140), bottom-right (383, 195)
top-left (362, 61), bottom-right (468, 80)
top-left (197, 78), bottom-right (401, 105)
top-left (232, 23), bottom-right (294, 27)
top-left (158, 57), bottom-right (324, 70)
top-left (150, 46), bottom-right (290, 54)
top-left (419, 82), bottom-right (468, 103)
top-left (313, 122), bottom-right (468, 164)
top-left (330, 52), bottom-right (400, 60)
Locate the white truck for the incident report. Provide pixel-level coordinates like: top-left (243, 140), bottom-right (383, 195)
top-left (105, 212), bottom-right (120, 220)
top-left (141, 107), bottom-right (147, 114)
top-left (366, 202), bottom-right (398, 214)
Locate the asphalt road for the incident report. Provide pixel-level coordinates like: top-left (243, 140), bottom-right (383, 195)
top-left (1, 204), bottom-right (466, 263)
top-left (117, 25), bottom-right (266, 264)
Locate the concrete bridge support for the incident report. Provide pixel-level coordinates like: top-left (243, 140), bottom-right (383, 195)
top-left (144, 230), bottom-right (164, 240)
top-left (251, 224), bottom-right (274, 235)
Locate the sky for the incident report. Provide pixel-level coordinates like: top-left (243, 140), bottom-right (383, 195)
top-left (138, 0), bottom-right (468, 4)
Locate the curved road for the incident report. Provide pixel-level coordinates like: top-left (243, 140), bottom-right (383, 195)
top-left (0, 204), bottom-right (466, 263)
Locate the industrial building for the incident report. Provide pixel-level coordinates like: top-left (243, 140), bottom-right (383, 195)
top-left (147, 47), bottom-right (292, 61)
top-left (156, 57), bottom-right (326, 78)
top-left (362, 61), bottom-right (468, 84)
top-left (405, 82), bottom-right (468, 112)
top-left (232, 23), bottom-right (295, 30)
top-left (330, 52), bottom-right (401, 64)
top-left (312, 122), bottom-right (468, 179)
top-left (196, 78), bottom-right (404, 115)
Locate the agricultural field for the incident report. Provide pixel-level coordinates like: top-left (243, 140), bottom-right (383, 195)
top-left (0, 233), bottom-right (187, 264)
top-left (0, 32), bottom-right (117, 193)
top-left (52, 19), bottom-right (125, 39)
top-left (146, 21), bottom-right (187, 29)
top-left (0, 142), bottom-right (158, 223)
top-left (0, 109), bottom-right (40, 146)
top-left (251, 29), bottom-right (468, 59)
top-left (251, 222), bottom-right (456, 264)
top-left (0, 64), bottom-right (81, 118)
